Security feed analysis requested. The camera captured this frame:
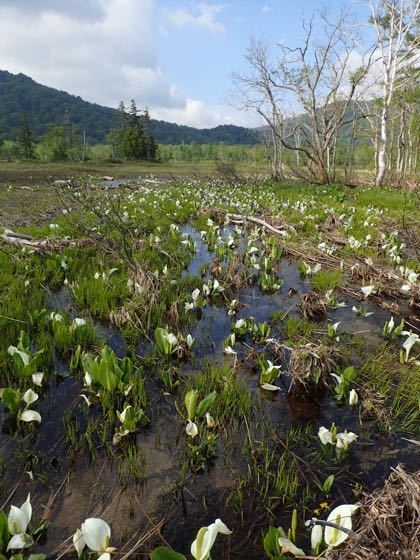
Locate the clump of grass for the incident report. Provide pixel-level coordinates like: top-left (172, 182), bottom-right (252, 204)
top-left (189, 363), bottom-right (254, 428)
top-left (283, 316), bottom-right (315, 339)
top-left (227, 425), bottom-right (314, 517)
top-left (360, 345), bottom-right (419, 434)
top-left (312, 269), bottom-right (344, 292)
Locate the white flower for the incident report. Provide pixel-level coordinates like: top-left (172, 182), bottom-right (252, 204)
top-left (235, 319), bottom-right (246, 330)
top-left (7, 346), bottom-right (30, 366)
top-left (336, 431), bottom-right (358, 450)
top-left (318, 426), bottom-right (333, 445)
top-left (20, 410), bottom-right (42, 423)
top-left (361, 285), bottom-right (376, 298)
top-left (191, 519), bottom-right (232, 560)
top-left (32, 373), bottom-right (44, 387)
top-left (402, 333), bottom-right (419, 362)
top-left (73, 528), bottom-right (85, 559)
top-left (166, 333), bottom-right (178, 347)
top-left (311, 524), bottom-right (323, 553)
top-left (81, 518), bottom-right (113, 559)
top-left (73, 318), bottom-right (86, 328)
top-left (7, 494), bottom-right (33, 551)
top-left (223, 346), bottom-right (236, 356)
top-left (325, 504), bottom-right (358, 547)
top-left (23, 389), bottom-right (38, 405)
top-left (185, 302), bottom-right (194, 312)
top-left (50, 312), bottom-right (64, 322)
top-left (186, 334), bottom-right (194, 349)
top-left (84, 371), bottom-right (92, 387)
top-left (205, 412), bottom-right (215, 428)
top-left (186, 421), bottom-right (198, 439)
top-left (278, 537), bottom-right (305, 556)
top-left (349, 389), bottom-right (358, 406)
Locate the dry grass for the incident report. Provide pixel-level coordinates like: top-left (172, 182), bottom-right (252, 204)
top-left (326, 464), bottom-right (420, 560)
top-left (297, 291), bottom-right (327, 321)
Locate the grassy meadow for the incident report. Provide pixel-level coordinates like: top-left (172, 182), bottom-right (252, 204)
top-left (0, 164), bottom-right (418, 559)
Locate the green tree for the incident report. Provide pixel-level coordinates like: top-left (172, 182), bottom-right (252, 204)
top-left (39, 125), bottom-right (68, 160)
top-left (141, 107), bottom-right (159, 161)
top-left (17, 111), bottom-right (35, 159)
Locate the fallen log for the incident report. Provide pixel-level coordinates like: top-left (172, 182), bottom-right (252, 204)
top-left (1, 229), bottom-right (95, 254)
top-left (207, 208), bottom-right (297, 236)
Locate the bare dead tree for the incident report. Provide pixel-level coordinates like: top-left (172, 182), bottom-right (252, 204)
top-left (360, 0), bottom-right (420, 185)
top-left (232, 9), bottom-right (375, 184)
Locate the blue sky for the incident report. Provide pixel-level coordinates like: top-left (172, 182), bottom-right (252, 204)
top-left (0, 1), bottom-right (371, 127)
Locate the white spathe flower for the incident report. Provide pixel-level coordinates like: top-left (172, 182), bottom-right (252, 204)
top-left (191, 518), bottom-right (232, 560)
top-left (73, 527), bottom-right (86, 559)
top-left (336, 431), bottom-right (358, 449)
top-left (7, 494), bottom-right (33, 551)
top-left (84, 371), bottom-right (92, 387)
top-left (223, 346), bottom-right (236, 356)
top-left (81, 518), bottom-right (112, 556)
top-left (192, 288), bottom-right (200, 302)
top-left (185, 302), bottom-right (194, 312)
top-left (186, 421), bottom-right (198, 438)
top-left (20, 410), bottom-right (42, 423)
top-left (278, 537), bottom-right (305, 556)
top-left (73, 318), bottom-right (87, 328)
top-left (7, 346), bottom-right (30, 366)
top-left (32, 373), bottom-right (44, 387)
top-left (8, 495), bottom-right (31, 535)
top-left (318, 426), bottom-right (333, 445)
top-left (325, 504), bottom-right (359, 547)
top-left (23, 389), bottom-right (38, 405)
top-left (402, 333), bottom-right (419, 361)
top-left (205, 412), bottom-right (215, 428)
top-left (311, 524), bottom-right (323, 553)
top-left (186, 334), bottom-right (194, 349)
top-left (117, 406), bottom-right (131, 423)
top-left (349, 389), bottom-right (358, 406)
top-left (361, 285), bottom-right (376, 298)
top-left (166, 333), bottom-right (178, 347)
top-left (50, 312), bottom-right (64, 322)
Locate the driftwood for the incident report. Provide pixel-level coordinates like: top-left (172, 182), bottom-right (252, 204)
top-left (207, 208), bottom-right (297, 236)
top-left (0, 229), bottom-right (95, 254)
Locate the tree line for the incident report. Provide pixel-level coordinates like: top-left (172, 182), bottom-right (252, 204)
top-left (0, 99), bottom-right (159, 162)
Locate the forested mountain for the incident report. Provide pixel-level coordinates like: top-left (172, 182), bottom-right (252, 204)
top-left (0, 70), bottom-right (257, 145)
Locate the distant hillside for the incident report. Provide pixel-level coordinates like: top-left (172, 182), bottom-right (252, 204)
top-left (0, 70), bottom-right (257, 145)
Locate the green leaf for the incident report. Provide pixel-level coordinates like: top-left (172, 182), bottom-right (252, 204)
top-left (196, 391), bottom-right (217, 418)
top-left (184, 389), bottom-right (198, 420)
top-left (28, 555), bottom-right (47, 560)
top-left (155, 328), bottom-right (169, 355)
top-left (0, 510), bottom-right (10, 554)
top-left (150, 546), bottom-right (187, 560)
top-left (263, 526), bottom-right (280, 558)
top-left (1, 387), bottom-right (21, 415)
top-left (322, 474), bottom-right (335, 493)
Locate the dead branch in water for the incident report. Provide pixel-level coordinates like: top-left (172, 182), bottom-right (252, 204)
top-left (0, 229), bottom-right (95, 254)
top-left (206, 207), bottom-right (297, 236)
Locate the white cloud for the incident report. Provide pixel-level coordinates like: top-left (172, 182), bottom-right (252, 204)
top-left (163, 3), bottom-right (226, 33)
top-left (151, 100), bottom-right (260, 129)
top-left (0, 0), bottom-right (246, 128)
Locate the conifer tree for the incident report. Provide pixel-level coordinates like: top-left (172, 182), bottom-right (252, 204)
top-left (18, 111), bottom-right (35, 159)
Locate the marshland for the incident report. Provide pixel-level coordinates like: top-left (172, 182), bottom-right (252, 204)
top-left (0, 1), bottom-right (419, 559)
